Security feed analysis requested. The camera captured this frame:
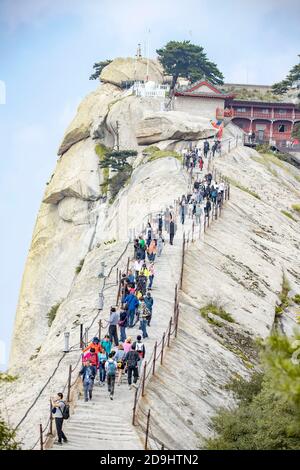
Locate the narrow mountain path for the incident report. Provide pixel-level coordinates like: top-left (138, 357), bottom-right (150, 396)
top-left (53, 214), bottom-right (185, 451)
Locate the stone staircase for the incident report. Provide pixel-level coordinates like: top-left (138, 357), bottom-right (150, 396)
top-left (54, 382), bottom-right (142, 450)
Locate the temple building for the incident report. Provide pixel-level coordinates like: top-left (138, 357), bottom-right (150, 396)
top-left (174, 81), bottom-right (234, 120)
top-left (174, 80), bottom-right (300, 147)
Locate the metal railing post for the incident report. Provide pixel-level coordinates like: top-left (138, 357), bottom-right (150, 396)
top-left (152, 341), bottom-right (157, 375)
top-left (126, 256), bottom-right (130, 274)
top-left (173, 284), bottom-right (178, 322)
top-left (160, 332), bottom-right (165, 365)
top-left (49, 398), bottom-right (53, 435)
top-left (145, 409), bottom-right (151, 450)
top-left (167, 317), bottom-right (172, 347)
top-left (132, 388), bottom-right (138, 426)
top-left (67, 364), bottom-right (72, 402)
top-left (40, 423), bottom-right (44, 451)
top-left (116, 271), bottom-right (122, 306)
top-left (142, 361), bottom-right (147, 397)
top-left (175, 304), bottom-right (179, 338)
top-left (80, 324), bottom-right (83, 349)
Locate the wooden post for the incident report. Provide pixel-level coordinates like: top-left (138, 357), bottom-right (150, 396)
top-left (40, 423), bottom-right (44, 451)
top-left (80, 324), bottom-right (83, 349)
top-left (145, 409), bottom-right (151, 450)
top-left (142, 361), bottom-right (147, 397)
top-left (67, 364), bottom-right (72, 402)
top-left (160, 332), bottom-right (165, 365)
top-left (116, 267), bottom-right (119, 285)
top-left (132, 388), bottom-right (138, 426)
top-left (167, 317), bottom-right (172, 347)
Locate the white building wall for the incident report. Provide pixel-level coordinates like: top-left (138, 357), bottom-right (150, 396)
top-left (174, 96), bottom-right (225, 120)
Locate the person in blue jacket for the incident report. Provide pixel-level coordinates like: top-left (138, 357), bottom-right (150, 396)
top-left (123, 292), bottom-right (139, 328)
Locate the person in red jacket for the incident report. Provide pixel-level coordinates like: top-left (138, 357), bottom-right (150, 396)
top-left (82, 347), bottom-right (99, 372)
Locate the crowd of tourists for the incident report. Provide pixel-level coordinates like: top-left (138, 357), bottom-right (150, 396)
top-left (179, 145), bottom-right (226, 225)
top-left (182, 139), bottom-right (221, 171)
top-left (51, 140), bottom-right (225, 445)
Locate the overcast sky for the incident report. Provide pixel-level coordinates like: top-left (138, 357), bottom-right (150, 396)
top-left (0, 0), bottom-right (299, 369)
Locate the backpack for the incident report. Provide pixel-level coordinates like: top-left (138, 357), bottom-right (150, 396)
top-left (135, 342), bottom-right (145, 359)
top-left (107, 360), bottom-right (117, 376)
top-left (59, 402), bottom-right (70, 420)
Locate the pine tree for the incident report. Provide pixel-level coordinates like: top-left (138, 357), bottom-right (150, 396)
top-left (156, 40), bottom-right (224, 92)
top-left (272, 55), bottom-right (300, 96)
top-left (89, 59), bottom-right (112, 80)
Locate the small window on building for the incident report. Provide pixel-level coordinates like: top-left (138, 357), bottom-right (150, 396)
top-left (237, 107), bottom-right (247, 112)
top-left (278, 109), bottom-right (286, 115)
top-left (278, 124), bottom-right (285, 133)
top-left (262, 109), bottom-right (269, 114)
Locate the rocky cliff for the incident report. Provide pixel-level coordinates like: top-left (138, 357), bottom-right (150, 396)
top-left (2, 57), bottom-right (300, 449)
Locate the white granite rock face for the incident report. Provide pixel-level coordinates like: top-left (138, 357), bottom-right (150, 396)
top-left (136, 111), bottom-right (217, 145)
top-left (100, 57), bottom-right (164, 87)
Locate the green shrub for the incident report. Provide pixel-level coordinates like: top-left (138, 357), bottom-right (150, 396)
top-left (204, 333), bottom-right (300, 450)
top-left (95, 144), bottom-right (109, 195)
top-left (293, 294), bottom-right (300, 305)
top-left (281, 210), bottom-right (297, 222)
top-left (256, 143), bottom-right (271, 154)
top-left (0, 415), bottom-right (21, 450)
top-left (200, 302), bottom-right (235, 326)
top-left (292, 204), bottom-right (300, 213)
top-left (47, 303), bottom-right (61, 327)
top-left (108, 166), bottom-right (132, 203)
top-left (75, 258), bottom-right (85, 274)
top-left (229, 178), bottom-right (261, 200)
top-left (149, 149), bottom-right (182, 162)
top-left (0, 373), bottom-right (18, 383)
top-left (142, 145), bottom-right (160, 155)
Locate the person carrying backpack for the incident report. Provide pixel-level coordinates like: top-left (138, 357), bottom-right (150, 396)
top-left (98, 349), bottom-right (107, 386)
top-left (51, 392), bottom-right (68, 445)
top-left (124, 343), bottom-right (140, 389)
top-left (118, 308), bottom-right (128, 343)
top-left (133, 335), bottom-right (146, 375)
top-left (80, 360), bottom-right (95, 402)
top-left (105, 352), bottom-right (117, 400)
